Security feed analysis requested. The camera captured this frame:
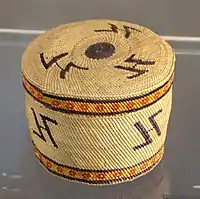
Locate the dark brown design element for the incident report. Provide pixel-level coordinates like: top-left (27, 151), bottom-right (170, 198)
top-left (94, 23), bottom-right (141, 39)
top-left (133, 109), bottom-right (162, 150)
top-left (31, 107), bottom-right (58, 148)
top-left (125, 54), bottom-right (155, 65)
top-left (40, 53), bottom-right (89, 79)
top-left (148, 109), bottom-right (162, 136)
top-left (85, 42), bottom-right (115, 59)
top-left (40, 52), bottom-right (69, 69)
top-left (114, 54), bottom-right (155, 78)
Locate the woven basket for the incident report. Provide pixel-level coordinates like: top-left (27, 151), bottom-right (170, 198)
top-left (21, 19), bottom-right (175, 185)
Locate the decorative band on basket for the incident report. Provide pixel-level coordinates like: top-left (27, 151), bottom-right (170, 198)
top-left (33, 143), bottom-right (164, 184)
top-left (23, 73), bottom-right (173, 116)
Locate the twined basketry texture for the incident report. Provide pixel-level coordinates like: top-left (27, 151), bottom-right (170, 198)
top-left (21, 19), bottom-right (175, 185)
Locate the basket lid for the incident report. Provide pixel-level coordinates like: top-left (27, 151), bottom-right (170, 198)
top-left (22, 19), bottom-right (174, 101)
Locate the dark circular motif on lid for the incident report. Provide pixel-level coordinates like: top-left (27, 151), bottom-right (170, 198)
top-left (85, 42), bottom-right (115, 59)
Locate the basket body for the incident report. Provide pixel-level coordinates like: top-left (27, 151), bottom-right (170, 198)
top-left (22, 19), bottom-right (175, 185)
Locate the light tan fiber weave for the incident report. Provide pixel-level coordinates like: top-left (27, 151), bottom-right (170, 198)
top-left (21, 19), bottom-right (175, 185)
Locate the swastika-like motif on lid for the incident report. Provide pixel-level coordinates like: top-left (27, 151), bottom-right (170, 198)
top-left (22, 19), bottom-right (174, 100)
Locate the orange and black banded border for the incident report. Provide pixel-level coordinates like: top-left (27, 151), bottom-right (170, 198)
top-left (23, 73), bottom-right (174, 116)
top-left (34, 143), bottom-right (164, 185)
